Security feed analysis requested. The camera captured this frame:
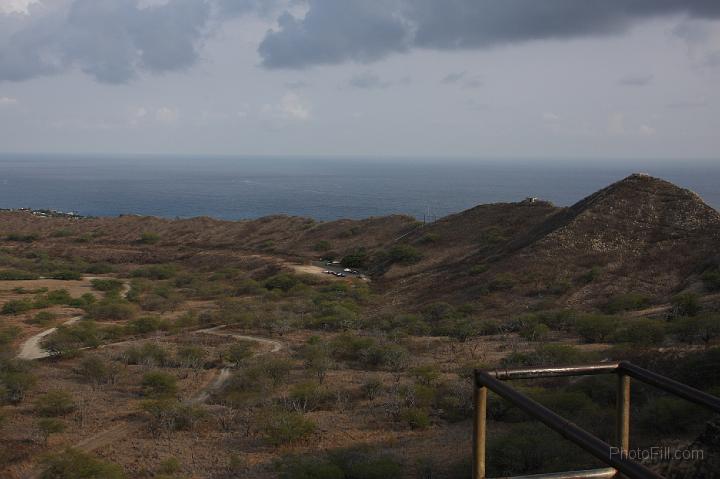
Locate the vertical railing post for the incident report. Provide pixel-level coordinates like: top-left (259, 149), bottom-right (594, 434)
top-left (473, 383), bottom-right (487, 479)
top-left (616, 372), bottom-right (630, 453)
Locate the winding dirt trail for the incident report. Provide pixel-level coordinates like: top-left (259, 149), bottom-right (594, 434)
top-left (14, 278), bottom-right (285, 479)
top-left (15, 280), bottom-right (132, 361)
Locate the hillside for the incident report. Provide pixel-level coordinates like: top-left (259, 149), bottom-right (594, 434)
top-left (1, 174), bottom-right (719, 315)
top-left (376, 174), bottom-right (720, 313)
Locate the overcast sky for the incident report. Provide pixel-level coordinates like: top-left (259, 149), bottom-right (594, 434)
top-left (1, 0), bottom-right (719, 159)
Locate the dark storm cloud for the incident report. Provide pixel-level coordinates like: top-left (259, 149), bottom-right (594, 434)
top-left (258, 0), bottom-right (408, 69)
top-left (0, 0), bottom-right (211, 83)
top-left (259, 0), bottom-right (720, 68)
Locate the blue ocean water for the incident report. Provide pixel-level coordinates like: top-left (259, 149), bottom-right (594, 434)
top-left (0, 154), bottom-right (718, 221)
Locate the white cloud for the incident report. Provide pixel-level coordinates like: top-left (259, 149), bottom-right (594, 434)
top-left (155, 107), bottom-right (179, 124)
top-left (262, 92), bottom-right (311, 121)
top-left (0, 0), bottom-right (37, 15)
top-left (639, 124), bottom-right (656, 136)
top-left (542, 112), bottom-right (560, 122)
top-left (0, 96), bottom-right (18, 106)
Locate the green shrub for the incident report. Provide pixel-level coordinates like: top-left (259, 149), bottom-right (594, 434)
top-left (387, 245), bottom-right (422, 265)
top-left (139, 232), bottom-right (160, 245)
top-left (409, 365), bottom-right (440, 386)
top-left (702, 267), bottom-right (720, 291)
top-left (51, 270), bottom-right (83, 281)
top-left (1, 299), bottom-right (34, 315)
top-left (489, 274), bottom-right (515, 291)
top-left (120, 343), bottom-right (168, 367)
top-left (603, 292), bottom-right (649, 314)
top-left (85, 263), bottom-right (115, 275)
top-left (5, 233), bottom-right (38, 242)
top-left (671, 292), bottom-right (702, 317)
top-left (34, 390), bottom-right (75, 417)
top-left (314, 241), bottom-right (332, 252)
top-left (30, 311), bottom-right (58, 325)
top-left (0, 269), bottom-right (39, 280)
top-left (37, 417), bottom-right (66, 445)
top-left (140, 399), bottom-right (206, 432)
top-left (131, 265), bottom-right (176, 280)
top-left (260, 409), bottom-right (316, 446)
top-left (157, 458), bottom-right (181, 475)
top-left (86, 299), bottom-right (136, 321)
top-left (278, 457), bottom-right (344, 479)
top-left (40, 449), bottom-right (125, 479)
top-left (76, 356), bottom-right (118, 387)
top-left (175, 346), bottom-right (206, 369)
top-left (141, 371), bottom-right (178, 398)
top-left (672, 314), bottom-right (720, 346)
top-left (42, 321), bottom-right (102, 357)
top-left (360, 378), bottom-right (383, 400)
top-left (612, 318), bottom-right (665, 346)
top-left (637, 397), bottom-right (708, 434)
top-left (398, 407), bottom-right (430, 429)
top-left (468, 264), bottom-right (489, 276)
top-left (341, 251), bottom-right (368, 268)
top-left (502, 344), bottom-right (590, 368)
top-left (90, 278), bottom-right (124, 292)
top-left (0, 358), bottom-right (35, 404)
top-left (225, 341), bottom-right (256, 365)
top-left (265, 274), bottom-right (300, 292)
top-left (573, 314), bottom-right (617, 343)
top-left (578, 266), bottom-right (601, 284)
top-left (0, 325), bottom-right (20, 346)
top-left (288, 381), bottom-right (333, 412)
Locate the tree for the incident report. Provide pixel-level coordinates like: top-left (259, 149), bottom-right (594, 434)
top-left (34, 390), bottom-right (76, 417)
top-left (40, 449), bottom-right (125, 479)
top-left (671, 292), bottom-right (702, 318)
top-left (141, 371), bottom-right (178, 399)
top-left (37, 418), bottom-right (66, 445)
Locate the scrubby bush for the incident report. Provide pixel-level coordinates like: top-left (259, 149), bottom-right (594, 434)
top-left (314, 240), bottom-right (332, 252)
top-left (34, 390), bottom-right (76, 417)
top-left (29, 311), bottom-right (57, 325)
top-left (175, 346), bottom-right (206, 369)
top-left (278, 457), bottom-right (344, 479)
top-left (488, 274), bottom-right (515, 291)
top-left (259, 409), bottom-right (316, 446)
top-left (287, 381), bottom-right (333, 412)
top-left (42, 321), bottom-right (102, 357)
top-left (0, 358), bottom-right (35, 404)
top-left (140, 399), bottom-right (206, 432)
top-left (386, 245), bottom-right (422, 265)
top-left (1, 298), bottom-right (34, 315)
top-left (86, 299), bottom-right (137, 321)
top-left (0, 269), bottom-right (39, 280)
top-left (120, 343), bottom-right (169, 367)
top-left (602, 292), bottom-right (650, 314)
top-left (502, 344), bottom-right (591, 368)
top-left (671, 292), bottom-right (702, 318)
top-left (131, 264), bottom-right (177, 280)
top-left (265, 274), bottom-right (300, 292)
top-left (341, 250), bottom-right (368, 268)
top-left (612, 318), bottom-right (665, 346)
top-left (40, 449), bottom-right (125, 479)
top-left (673, 314), bottom-right (720, 346)
top-left (141, 371), bottom-right (178, 398)
top-left (224, 341), bottom-right (256, 365)
top-left (51, 270), bottom-right (83, 281)
top-left (637, 397), bottom-right (708, 434)
top-left (398, 407), bottom-right (430, 429)
top-left (139, 232), bottom-right (160, 245)
top-left (5, 233), bottom-right (38, 242)
top-left (701, 267), bottom-right (720, 291)
top-left (573, 314), bottom-right (617, 343)
top-left (37, 418), bottom-right (66, 445)
top-left (90, 278), bottom-right (123, 293)
top-left (76, 356), bottom-right (118, 387)
top-left (361, 378), bottom-right (383, 400)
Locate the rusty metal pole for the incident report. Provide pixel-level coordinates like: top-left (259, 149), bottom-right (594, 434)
top-left (617, 373), bottom-right (630, 453)
top-left (473, 385), bottom-right (487, 479)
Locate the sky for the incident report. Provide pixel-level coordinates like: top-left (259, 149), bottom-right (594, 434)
top-left (0, 0), bottom-right (719, 159)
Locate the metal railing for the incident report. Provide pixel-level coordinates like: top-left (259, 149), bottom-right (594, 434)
top-left (472, 361), bottom-right (720, 479)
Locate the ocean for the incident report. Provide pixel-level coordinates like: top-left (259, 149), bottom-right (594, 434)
top-left (0, 154), bottom-right (718, 221)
